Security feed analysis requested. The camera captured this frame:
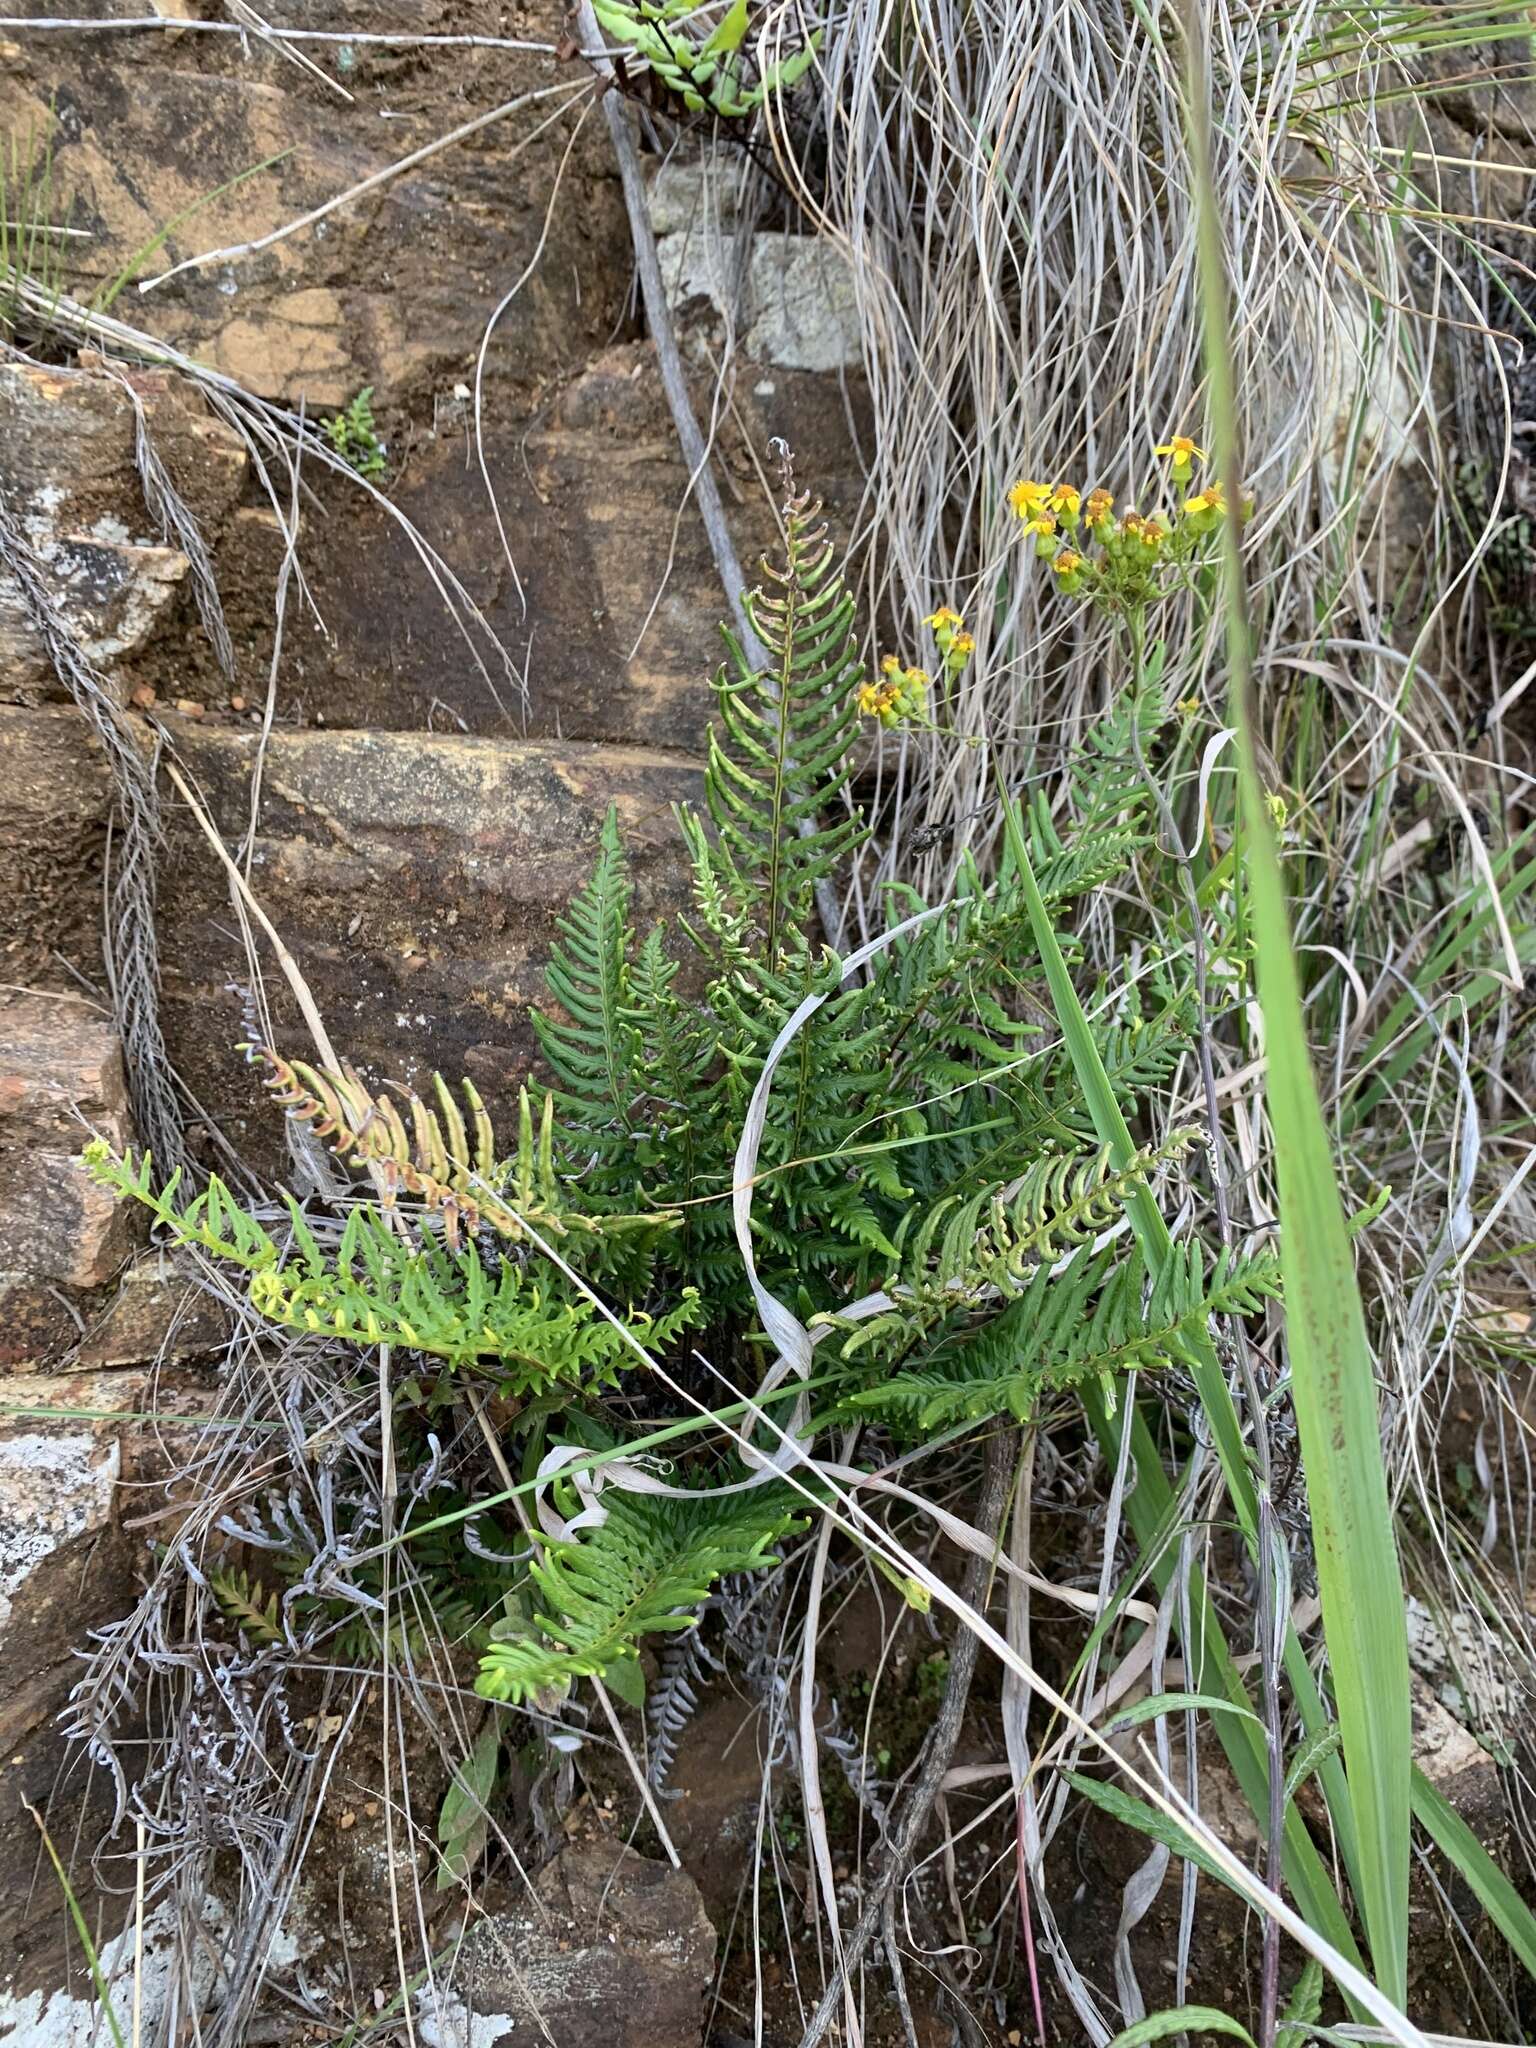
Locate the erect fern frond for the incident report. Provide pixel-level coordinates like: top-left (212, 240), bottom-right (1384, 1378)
top-left (645, 1621), bottom-right (719, 1791)
top-left (892, 1129), bottom-right (1202, 1307)
top-left (536, 806), bottom-right (641, 1129)
top-left (476, 1478), bottom-right (804, 1706)
top-left (1065, 687), bottom-right (1169, 837)
top-left (698, 484), bottom-right (866, 964)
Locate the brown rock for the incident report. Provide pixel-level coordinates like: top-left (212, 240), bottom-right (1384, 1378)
top-left (0, 358), bottom-right (247, 703)
top-left (0, 58), bottom-right (632, 407)
top-left (0, 358), bottom-right (247, 534)
top-left (0, 992), bottom-right (136, 1300)
top-left (0, 706), bottom-right (113, 985)
top-left (253, 344), bottom-right (870, 751)
top-left (0, 1276), bottom-right (89, 1378)
top-left (76, 1249), bottom-right (230, 1370)
top-left (461, 1840), bottom-right (717, 2048)
top-left (1409, 1675), bottom-right (1507, 1869)
top-left (155, 724), bottom-right (703, 1178)
top-left (210, 287), bottom-right (356, 407)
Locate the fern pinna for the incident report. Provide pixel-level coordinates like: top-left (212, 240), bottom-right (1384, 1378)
top-left (88, 478), bottom-right (1266, 1733)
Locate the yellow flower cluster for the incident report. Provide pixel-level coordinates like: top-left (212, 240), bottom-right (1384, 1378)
top-left (858, 608), bottom-right (977, 728)
top-left (925, 606), bottom-right (976, 678)
top-left (859, 655), bottom-right (930, 728)
top-left (1008, 437), bottom-right (1239, 614)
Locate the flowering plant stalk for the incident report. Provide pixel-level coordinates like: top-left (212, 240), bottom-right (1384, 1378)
top-left (861, 437), bottom-right (1240, 745)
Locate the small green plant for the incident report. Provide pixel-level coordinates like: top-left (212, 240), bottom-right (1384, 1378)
top-left (1, 116), bottom-right (69, 343)
top-left (85, 453), bottom-right (1536, 2014)
top-left (325, 386), bottom-right (388, 479)
top-left (590, 0), bottom-right (819, 118)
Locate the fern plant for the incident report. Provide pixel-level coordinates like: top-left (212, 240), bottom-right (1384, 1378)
top-left (324, 386), bottom-right (387, 478)
top-left (87, 477), bottom-right (1264, 1728)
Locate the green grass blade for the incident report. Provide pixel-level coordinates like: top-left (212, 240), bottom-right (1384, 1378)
top-left (1236, 725), bottom-right (1412, 2005)
top-left (26, 1803), bottom-right (129, 2048)
top-left (997, 774), bottom-right (1365, 1973)
top-left (1410, 1765), bottom-right (1536, 1979)
top-left (1180, 0), bottom-right (1412, 1992)
top-left (91, 147), bottom-right (292, 312)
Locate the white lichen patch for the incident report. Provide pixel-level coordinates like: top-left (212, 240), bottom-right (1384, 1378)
top-left (0, 1900), bottom-right (219, 2048)
top-left (654, 224), bottom-right (862, 372)
top-left (415, 1991), bottom-right (521, 2048)
top-left (0, 1429), bottom-right (119, 1629)
top-left (0, 1892), bottom-right (318, 2046)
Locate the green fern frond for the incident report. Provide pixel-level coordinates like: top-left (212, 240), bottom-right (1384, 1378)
top-left (1065, 689), bottom-right (1168, 837)
top-left (842, 1238), bottom-right (1281, 1432)
top-left (536, 806), bottom-right (642, 1131)
top-left (211, 1566), bottom-right (284, 1645)
top-left (250, 1211), bottom-right (701, 1387)
top-left (476, 1478), bottom-right (804, 1705)
top-left (85, 1142), bottom-right (695, 1390)
top-left (899, 1130), bottom-right (1200, 1304)
top-left (698, 486), bottom-right (866, 964)
top-left (84, 1143), bottom-right (282, 1272)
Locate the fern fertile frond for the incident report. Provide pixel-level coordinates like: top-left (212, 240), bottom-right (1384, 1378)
top-left (840, 1129), bottom-right (1204, 1352)
top-left (476, 1481), bottom-right (803, 1705)
top-left (700, 486), bottom-right (866, 962)
top-left (243, 1046), bottom-right (667, 1249)
top-left (535, 806), bottom-right (641, 1129)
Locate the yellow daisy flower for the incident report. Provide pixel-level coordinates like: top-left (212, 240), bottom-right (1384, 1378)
top-left (1008, 480), bottom-right (1052, 519)
top-left (1155, 434), bottom-right (1207, 481)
